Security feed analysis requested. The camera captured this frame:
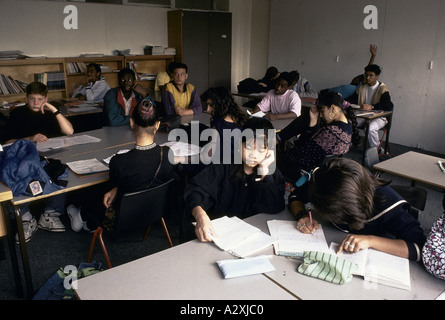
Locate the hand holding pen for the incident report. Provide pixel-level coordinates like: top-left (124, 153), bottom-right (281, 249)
top-left (296, 209), bottom-right (319, 234)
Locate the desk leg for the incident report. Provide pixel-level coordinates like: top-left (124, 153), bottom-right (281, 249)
top-left (12, 205), bottom-right (34, 299)
top-left (1, 203), bottom-right (23, 298)
top-left (362, 119), bottom-right (371, 165)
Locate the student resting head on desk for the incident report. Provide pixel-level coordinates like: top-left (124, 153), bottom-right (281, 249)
top-left (161, 62), bottom-right (202, 117)
top-left (184, 117), bottom-right (286, 242)
top-left (103, 68), bottom-right (154, 127)
top-left (252, 71), bottom-right (301, 122)
top-left (67, 99), bottom-right (174, 232)
top-left (288, 158), bottom-right (426, 261)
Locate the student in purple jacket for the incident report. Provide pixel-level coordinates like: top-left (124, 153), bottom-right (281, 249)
top-left (161, 62), bottom-right (202, 116)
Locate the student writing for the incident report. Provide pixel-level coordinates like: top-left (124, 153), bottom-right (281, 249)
top-left (289, 158), bottom-right (426, 261)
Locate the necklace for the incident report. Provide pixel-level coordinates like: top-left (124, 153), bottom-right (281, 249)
top-left (135, 142), bottom-right (156, 150)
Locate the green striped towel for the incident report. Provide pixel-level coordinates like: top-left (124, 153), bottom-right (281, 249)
top-left (297, 251), bottom-right (358, 285)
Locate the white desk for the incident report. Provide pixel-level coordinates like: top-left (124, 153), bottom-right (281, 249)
top-left (373, 151), bottom-right (445, 190)
top-left (74, 211), bottom-right (445, 300)
top-left (251, 212), bottom-right (445, 300)
top-left (74, 237), bottom-right (297, 300)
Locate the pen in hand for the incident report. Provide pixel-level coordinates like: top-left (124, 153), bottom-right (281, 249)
top-left (308, 209), bottom-right (314, 235)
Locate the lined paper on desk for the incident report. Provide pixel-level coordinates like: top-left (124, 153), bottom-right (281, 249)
top-left (267, 220), bottom-right (329, 257)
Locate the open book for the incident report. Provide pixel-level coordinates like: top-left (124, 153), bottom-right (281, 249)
top-left (267, 220), bottom-right (329, 257)
top-left (204, 216), bottom-right (277, 258)
top-left (330, 243), bottom-right (411, 290)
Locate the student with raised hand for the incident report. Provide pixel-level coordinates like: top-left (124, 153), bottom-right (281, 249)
top-left (161, 62), bottom-right (202, 116)
top-left (72, 63), bottom-right (110, 103)
top-left (346, 63), bottom-right (393, 150)
top-left (103, 68), bottom-right (154, 127)
top-left (5, 82), bottom-right (74, 241)
top-left (276, 91), bottom-right (354, 184)
top-left (67, 99), bottom-right (175, 232)
top-left (252, 72), bottom-right (301, 121)
top-left (184, 117), bottom-right (286, 242)
top-left (328, 44), bottom-right (378, 99)
top-left (289, 158), bottom-right (426, 261)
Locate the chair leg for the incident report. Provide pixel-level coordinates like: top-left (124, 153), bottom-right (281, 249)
top-left (142, 225), bottom-right (152, 242)
top-left (87, 228), bottom-right (101, 263)
top-left (142, 219), bottom-right (173, 247)
top-left (87, 227), bottom-right (112, 269)
top-left (161, 218), bottom-right (174, 248)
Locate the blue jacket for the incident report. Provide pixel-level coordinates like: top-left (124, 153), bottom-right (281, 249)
top-left (1, 140), bottom-right (64, 196)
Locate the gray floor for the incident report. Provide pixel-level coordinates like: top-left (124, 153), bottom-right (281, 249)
top-left (0, 141), bottom-right (444, 300)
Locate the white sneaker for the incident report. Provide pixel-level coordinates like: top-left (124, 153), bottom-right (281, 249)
top-left (15, 218), bottom-right (38, 244)
top-left (67, 204), bottom-right (87, 232)
top-left (38, 212), bottom-right (66, 232)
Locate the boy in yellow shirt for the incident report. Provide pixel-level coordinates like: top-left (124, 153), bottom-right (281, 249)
top-left (161, 62), bottom-right (202, 116)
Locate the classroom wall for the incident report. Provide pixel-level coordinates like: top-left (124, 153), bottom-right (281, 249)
top-left (0, 0), bottom-right (256, 93)
top-left (268, 0), bottom-right (445, 154)
top-left (0, 0), bottom-right (169, 57)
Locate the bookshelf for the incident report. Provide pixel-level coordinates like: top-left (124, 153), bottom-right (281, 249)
top-left (0, 58), bottom-right (65, 102)
top-left (0, 55), bottom-right (175, 102)
top-left (125, 55), bottom-right (175, 88)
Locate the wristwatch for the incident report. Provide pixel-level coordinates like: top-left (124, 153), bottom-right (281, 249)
top-left (53, 110), bottom-right (61, 116)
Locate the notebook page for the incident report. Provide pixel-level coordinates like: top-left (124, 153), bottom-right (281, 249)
top-left (267, 220), bottom-right (329, 257)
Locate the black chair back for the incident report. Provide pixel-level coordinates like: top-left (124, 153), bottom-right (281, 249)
top-left (113, 179), bottom-right (174, 237)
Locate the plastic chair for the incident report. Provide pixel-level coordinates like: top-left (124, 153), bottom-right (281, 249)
top-left (87, 179), bottom-right (174, 268)
top-left (364, 147), bottom-right (427, 219)
top-left (378, 113), bottom-right (393, 156)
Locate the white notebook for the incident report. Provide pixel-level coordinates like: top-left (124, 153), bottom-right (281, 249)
top-left (267, 220), bottom-right (329, 257)
top-left (204, 216), bottom-right (277, 258)
top-left (330, 243), bottom-right (411, 290)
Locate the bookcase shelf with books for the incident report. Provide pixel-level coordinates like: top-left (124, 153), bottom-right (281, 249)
top-left (0, 55), bottom-right (175, 103)
top-left (0, 58), bottom-right (65, 102)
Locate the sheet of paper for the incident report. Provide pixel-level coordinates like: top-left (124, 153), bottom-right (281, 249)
top-left (66, 158), bottom-right (109, 175)
top-left (267, 220), bottom-right (329, 257)
top-left (36, 135), bottom-right (101, 152)
top-left (36, 137), bottom-right (66, 152)
top-left (103, 149), bottom-right (130, 164)
top-left (161, 141), bottom-right (200, 157)
top-left (210, 216), bottom-right (260, 251)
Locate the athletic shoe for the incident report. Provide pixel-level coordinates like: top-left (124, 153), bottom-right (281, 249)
top-left (38, 212), bottom-right (66, 232)
top-left (15, 218), bottom-right (38, 244)
top-left (67, 204), bottom-right (88, 232)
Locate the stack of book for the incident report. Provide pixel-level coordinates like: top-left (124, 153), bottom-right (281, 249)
top-left (34, 71), bottom-right (65, 90)
top-left (66, 62), bottom-right (87, 74)
top-left (165, 47), bottom-right (176, 55)
top-left (0, 74), bottom-right (27, 95)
